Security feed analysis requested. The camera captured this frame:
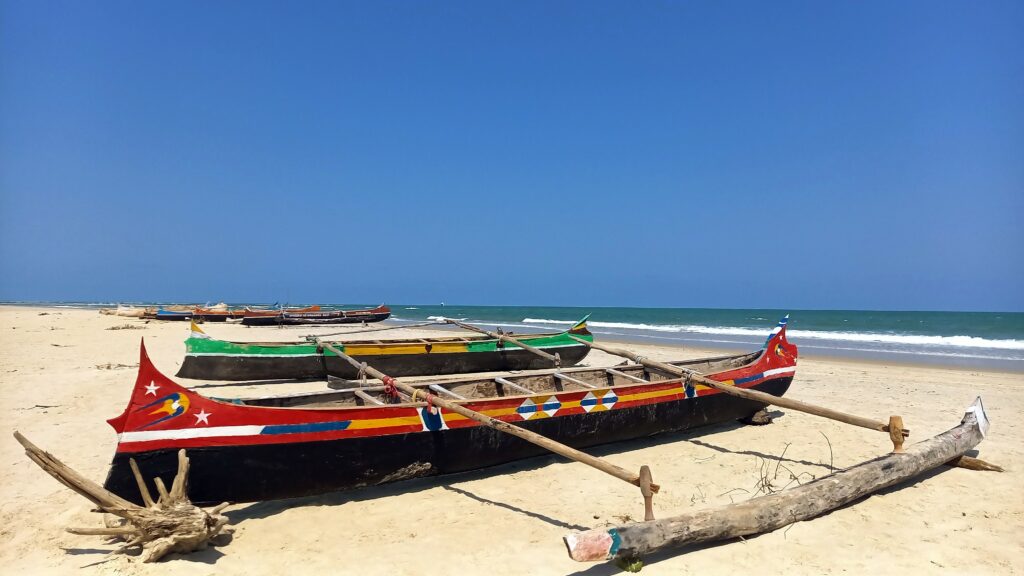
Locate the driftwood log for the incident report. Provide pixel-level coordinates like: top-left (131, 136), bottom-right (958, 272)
top-left (564, 397), bottom-right (990, 563)
top-left (14, 432), bottom-right (231, 562)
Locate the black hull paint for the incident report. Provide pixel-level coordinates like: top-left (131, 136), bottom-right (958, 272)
top-left (175, 345), bottom-right (591, 381)
top-left (241, 312), bottom-right (391, 326)
top-left (103, 377), bottom-right (791, 505)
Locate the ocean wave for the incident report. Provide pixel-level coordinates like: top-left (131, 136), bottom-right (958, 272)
top-left (520, 318), bottom-right (1024, 350)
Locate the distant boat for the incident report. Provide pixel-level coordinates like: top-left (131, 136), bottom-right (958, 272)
top-left (241, 304), bottom-right (391, 327)
top-left (154, 309), bottom-right (193, 321)
top-left (242, 305), bottom-right (321, 318)
top-left (115, 305), bottom-right (147, 318)
top-left (191, 306), bottom-right (246, 322)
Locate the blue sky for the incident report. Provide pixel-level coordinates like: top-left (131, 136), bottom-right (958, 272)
top-left (1, 1), bottom-right (1021, 311)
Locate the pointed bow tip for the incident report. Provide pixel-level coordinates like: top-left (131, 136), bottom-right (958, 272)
top-left (966, 396), bottom-right (990, 438)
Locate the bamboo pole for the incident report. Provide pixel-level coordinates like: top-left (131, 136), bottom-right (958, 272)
top-left (442, 319), bottom-right (560, 366)
top-left (312, 339), bottom-right (657, 493)
top-left (568, 335), bottom-right (910, 437)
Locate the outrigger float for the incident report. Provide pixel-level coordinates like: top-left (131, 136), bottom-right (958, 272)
top-left (104, 318), bottom-right (798, 505)
top-left (176, 317), bottom-right (594, 381)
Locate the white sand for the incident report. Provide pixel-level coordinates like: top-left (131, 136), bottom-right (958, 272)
top-left (1, 306), bottom-right (1021, 574)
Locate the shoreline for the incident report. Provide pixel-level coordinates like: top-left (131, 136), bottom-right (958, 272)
top-left (6, 303), bottom-right (1022, 374)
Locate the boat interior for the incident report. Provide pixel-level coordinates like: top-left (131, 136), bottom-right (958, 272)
top-left (225, 349), bottom-right (762, 410)
top-left (215, 329), bottom-right (573, 348)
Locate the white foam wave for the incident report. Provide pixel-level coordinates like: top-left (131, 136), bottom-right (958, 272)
top-left (520, 318), bottom-right (1024, 350)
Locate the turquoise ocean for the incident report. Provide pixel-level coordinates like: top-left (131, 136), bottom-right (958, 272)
top-left (12, 302), bottom-right (1024, 371)
top-left (388, 305), bottom-right (1024, 371)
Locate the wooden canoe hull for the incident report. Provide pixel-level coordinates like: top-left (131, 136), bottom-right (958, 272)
top-left (176, 344), bottom-right (591, 380)
top-left (101, 317), bottom-right (797, 506)
top-left (241, 305), bottom-right (391, 326)
top-left (104, 376), bottom-right (791, 505)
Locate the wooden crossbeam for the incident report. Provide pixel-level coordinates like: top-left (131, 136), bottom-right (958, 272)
top-left (555, 372), bottom-right (596, 389)
top-left (353, 389), bottom-right (384, 406)
top-left (494, 377), bottom-right (533, 395)
top-left (604, 368), bottom-right (647, 384)
top-left (429, 384), bottom-right (466, 400)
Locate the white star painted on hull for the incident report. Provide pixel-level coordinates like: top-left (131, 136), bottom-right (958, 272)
top-left (145, 382), bottom-right (160, 396)
top-left (194, 409), bottom-right (211, 425)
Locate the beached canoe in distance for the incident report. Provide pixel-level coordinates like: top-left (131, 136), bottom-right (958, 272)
top-left (176, 317), bottom-right (595, 381)
top-left (241, 304), bottom-right (391, 326)
top-left (103, 317), bottom-right (797, 505)
top-left (241, 305), bottom-right (321, 317)
top-left (154, 308), bottom-right (194, 321)
top-left (191, 307), bottom-right (246, 322)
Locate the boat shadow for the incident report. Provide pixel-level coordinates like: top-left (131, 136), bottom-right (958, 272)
top-left (441, 485), bottom-right (590, 531)
top-left (62, 535), bottom-right (232, 565)
top-left (224, 417), bottom-right (763, 526)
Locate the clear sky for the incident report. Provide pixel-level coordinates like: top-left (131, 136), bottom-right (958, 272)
top-left (1, 1), bottom-right (1021, 311)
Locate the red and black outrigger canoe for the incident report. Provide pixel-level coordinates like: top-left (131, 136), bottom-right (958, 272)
top-left (104, 318), bottom-right (798, 505)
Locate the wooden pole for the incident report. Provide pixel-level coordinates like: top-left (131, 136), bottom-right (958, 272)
top-left (313, 339), bottom-right (658, 494)
top-left (568, 335), bottom-right (909, 437)
top-left (564, 397), bottom-right (988, 563)
top-left (442, 319), bottom-right (560, 366)
top-left (889, 415), bottom-right (906, 453)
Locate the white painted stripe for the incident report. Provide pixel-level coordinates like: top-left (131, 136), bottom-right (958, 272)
top-left (762, 367), bottom-right (797, 377)
top-left (119, 425), bottom-right (265, 443)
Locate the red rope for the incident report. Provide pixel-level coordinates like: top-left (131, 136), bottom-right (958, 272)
top-left (381, 376), bottom-right (399, 398)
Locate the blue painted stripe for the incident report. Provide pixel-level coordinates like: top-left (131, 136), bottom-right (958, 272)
top-left (517, 404), bottom-right (538, 414)
top-left (260, 421), bottom-right (351, 435)
top-left (733, 372), bottom-right (765, 385)
top-left (607, 528), bottom-right (622, 558)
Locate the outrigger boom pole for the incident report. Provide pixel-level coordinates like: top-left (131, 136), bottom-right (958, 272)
top-left (441, 318), bottom-right (562, 366)
top-left (567, 335), bottom-right (910, 438)
top-left (311, 338), bottom-right (661, 515)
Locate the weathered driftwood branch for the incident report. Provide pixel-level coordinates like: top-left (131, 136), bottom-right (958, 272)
top-left (563, 397), bottom-right (990, 563)
top-left (947, 455), bottom-right (1004, 472)
top-left (13, 432), bottom-right (231, 562)
top-left (569, 335), bottom-right (910, 437)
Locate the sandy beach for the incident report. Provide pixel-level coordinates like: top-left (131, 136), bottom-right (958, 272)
top-left (1, 305), bottom-right (1021, 575)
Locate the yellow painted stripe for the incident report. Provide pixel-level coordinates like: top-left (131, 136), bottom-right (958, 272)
top-left (344, 342), bottom-right (468, 355)
top-left (347, 383), bottom-right (726, 430)
top-left (346, 415), bottom-right (424, 429)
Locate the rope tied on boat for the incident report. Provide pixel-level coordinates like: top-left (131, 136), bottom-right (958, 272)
top-left (410, 389), bottom-right (437, 412)
top-left (381, 375), bottom-right (399, 398)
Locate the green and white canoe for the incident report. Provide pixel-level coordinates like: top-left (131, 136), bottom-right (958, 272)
top-left (175, 317), bottom-right (594, 381)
